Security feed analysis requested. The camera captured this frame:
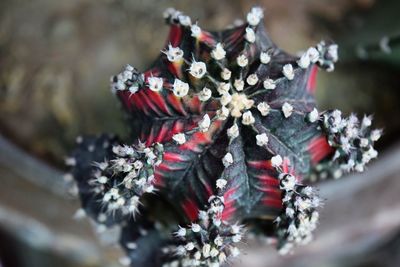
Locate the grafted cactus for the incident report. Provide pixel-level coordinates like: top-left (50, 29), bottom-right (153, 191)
top-left (67, 6), bottom-right (380, 267)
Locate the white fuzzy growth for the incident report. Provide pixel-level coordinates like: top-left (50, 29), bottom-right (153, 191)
top-left (198, 87), bottom-right (212, 101)
top-left (222, 152), bottom-right (234, 167)
top-left (227, 123), bottom-right (239, 139)
top-left (189, 61), bottom-right (207, 79)
top-left (176, 227), bottom-right (187, 237)
top-left (260, 51), bottom-right (271, 64)
top-left (256, 133), bottom-right (269, 146)
top-left (282, 102), bottom-right (294, 118)
top-left (280, 174), bottom-right (296, 191)
top-left (247, 7), bottom-right (263, 26)
top-left (191, 223), bottom-right (201, 233)
top-left (257, 102), bottom-right (270, 116)
top-left (370, 129), bottom-right (382, 141)
top-left (165, 45), bottom-right (184, 62)
top-left (216, 106), bottom-right (230, 120)
top-left (297, 53), bottom-right (311, 69)
top-left (242, 111), bottom-right (255, 125)
top-left (147, 77), bottom-right (163, 92)
top-left (246, 73), bottom-right (258, 85)
top-left (308, 108), bottom-right (319, 122)
top-left (172, 133), bottom-right (186, 144)
top-left (217, 82), bottom-right (230, 95)
top-left (173, 79), bottom-right (189, 97)
top-left (282, 64), bottom-right (295, 80)
top-left (245, 27), bottom-right (256, 43)
top-left (307, 47), bottom-right (320, 63)
top-left (220, 93), bottom-right (232, 106)
top-left (221, 68), bottom-right (232, 81)
top-left (271, 155), bottom-right (283, 167)
top-left (237, 54), bottom-right (248, 67)
top-left (216, 179), bottom-right (227, 189)
top-left (211, 43), bottom-right (226, 60)
top-left (263, 78), bottom-right (276, 90)
top-left (199, 114), bottom-right (211, 132)
top-left (327, 44), bottom-right (339, 62)
top-left (191, 24), bottom-right (201, 38)
top-left (178, 15), bottom-right (192, 26)
top-left (234, 79), bottom-right (244, 91)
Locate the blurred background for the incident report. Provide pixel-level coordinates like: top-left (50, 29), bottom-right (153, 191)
top-left (0, 0), bottom-right (399, 266)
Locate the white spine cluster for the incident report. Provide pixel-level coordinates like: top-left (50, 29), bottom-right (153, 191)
top-left (110, 64), bottom-right (144, 94)
top-left (321, 110), bottom-right (380, 176)
top-left (163, 197), bottom-right (243, 267)
top-left (275, 173), bottom-right (321, 255)
top-left (91, 142), bottom-right (164, 216)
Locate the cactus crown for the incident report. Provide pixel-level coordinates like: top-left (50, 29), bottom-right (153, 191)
top-left (68, 6), bottom-right (380, 267)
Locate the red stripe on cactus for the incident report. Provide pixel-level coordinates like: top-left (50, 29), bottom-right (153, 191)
top-left (262, 197), bottom-right (283, 209)
top-left (225, 27), bottom-right (245, 47)
top-left (154, 124), bottom-right (169, 143)
top-left (167, 94), bottom-right (188, 116)
top-left (308, 136), bottom-right (333, 164)
top-left (222, 187), bottom-right (238, 221)
top-left (166, 60), bottom-right (184, 78)
top-left (153, 171), bottom-right (164, 186)
top-left (117, 91), bottom-right (133, 112)
top-left (184, 96), bottom-right (203, 114)
top-left (139, 90), bottom-right (163, 117)
top-left (256, 174), bottom-right (279, 186)
top-left (143, 127), bottom-right (155, 146)
top-left (157, 162), bottom-right (186, 171)
top-left (163, 152), bottom-right (187, 163)
top-left (307, 65), bottom-right (318, 94)
top-left (168, 25), bottom-right (183, 47)
top-left (182, 198), bottom-right (199, 221)
top-left (282, 158), bottom-right (291, 173)
top-left (199, 31), bottom-right (216, 46)
top-left (131, 93), bottom-right (151, 116)
top-left (248, 160), bottom-right (274, 170)
top-left (171, 120), bottom-right (185, 134)
top-left (257, 187), bottom-right (281, 198)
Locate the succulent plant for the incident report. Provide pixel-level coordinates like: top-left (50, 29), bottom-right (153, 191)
top-left (67, 6), bottom-right (381, 267)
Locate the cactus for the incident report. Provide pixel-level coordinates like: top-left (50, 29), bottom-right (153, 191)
top-left (67, 6), bottom-right (381, 267)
